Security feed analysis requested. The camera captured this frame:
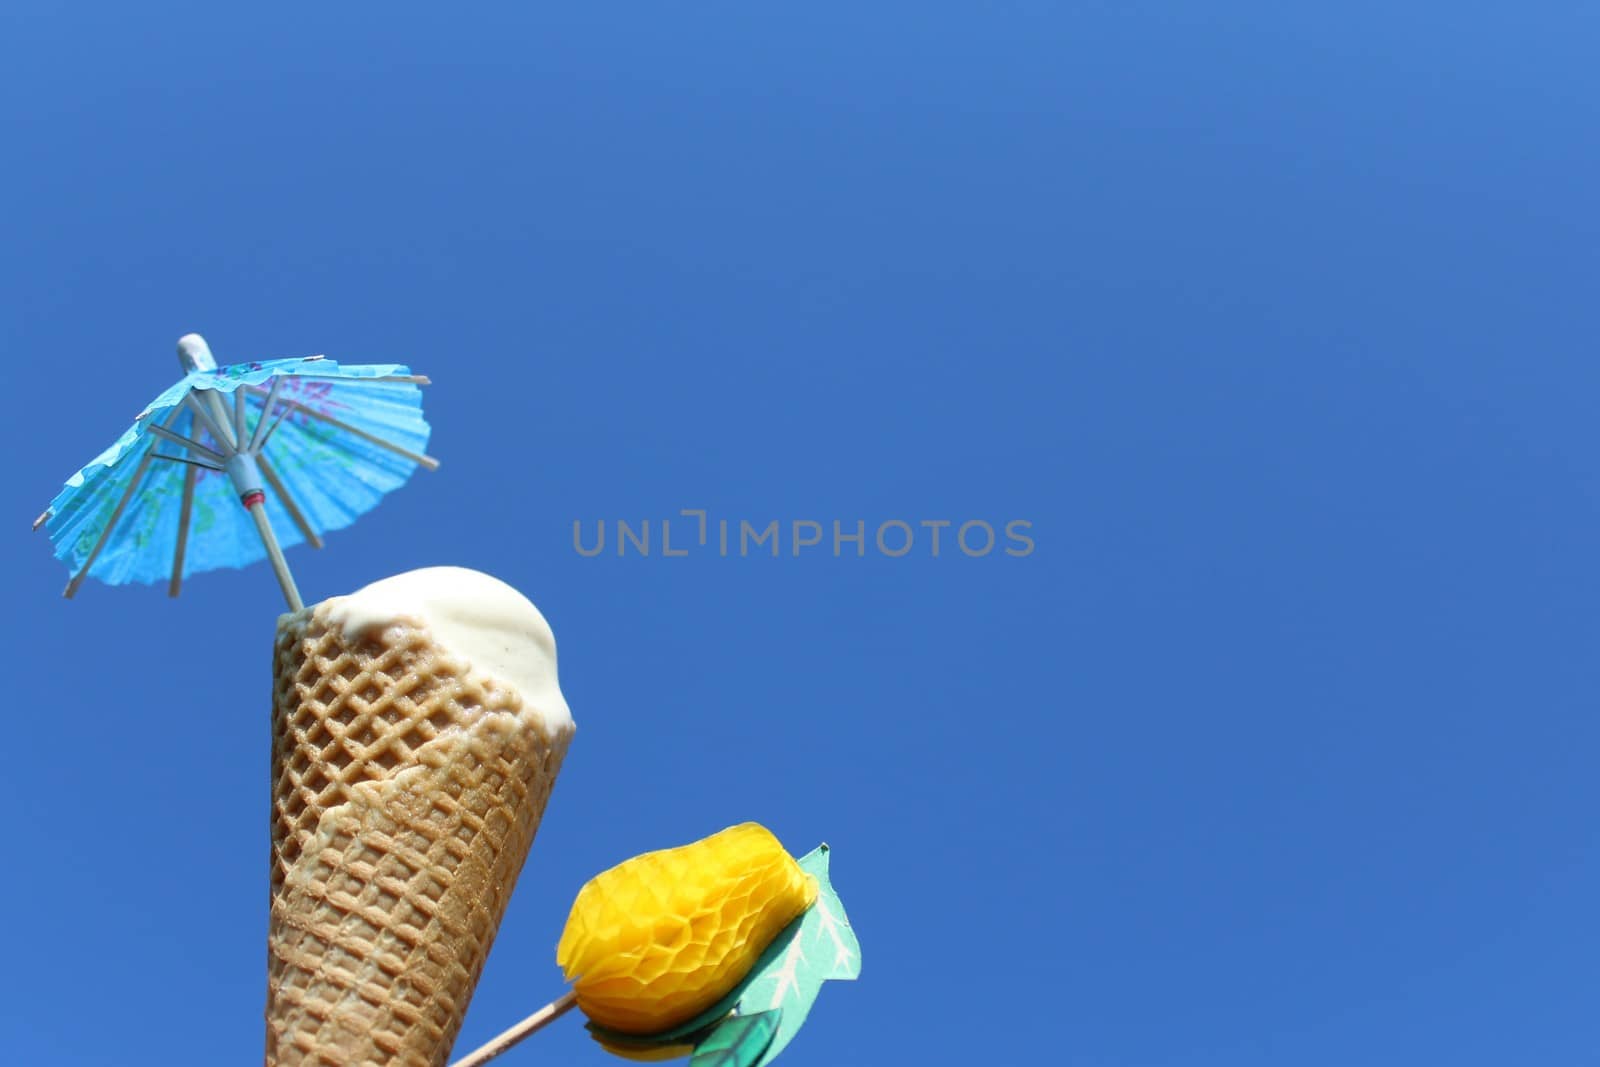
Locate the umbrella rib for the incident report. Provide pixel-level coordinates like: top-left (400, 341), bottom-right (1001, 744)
top-left (248, 376), bottom-right (286, 453)
top-left (149, 423), bottom-right (227, 465)
top-left (245, 385), bottom-right (440, 470)
top-left (254, 400), bottom-right (297, 453)
top-left (234, 387), bottom-right (249, 449)
top-left (32, 509), bottom-right (51, 531)
top-left (151, 452), bottom-right (225, 472)
top-left (63, 405), bottom-right (185, 598)
top-left (185, 392), bottom-right (238, 454)
top-left (168, 464), bottom-right (198, 597)
top-left (286, 374), bottom-right (432, 385)
top-left (258, 451), bottom-right (323, 549)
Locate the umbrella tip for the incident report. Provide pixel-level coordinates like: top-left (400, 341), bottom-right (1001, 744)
top-left (177, 333), bottom-right (217, 373)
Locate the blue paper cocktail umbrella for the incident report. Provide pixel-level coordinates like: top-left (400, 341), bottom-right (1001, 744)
top-left (34, 334), bottom-right (438, 610)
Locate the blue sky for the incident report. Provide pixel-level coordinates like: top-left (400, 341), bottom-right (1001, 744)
top-left (2, 4), bottom-right (1597, 1065)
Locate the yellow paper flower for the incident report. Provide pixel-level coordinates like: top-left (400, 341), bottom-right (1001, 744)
top-left (557, 823), bottom-right (818, 1035)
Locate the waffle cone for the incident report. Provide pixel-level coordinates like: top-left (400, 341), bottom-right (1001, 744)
top-left (267, 605), bottom-right (573, 1066)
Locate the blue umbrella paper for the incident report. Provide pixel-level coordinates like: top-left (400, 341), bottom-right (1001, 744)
top-left (34, 334), bottom-right (437, 609)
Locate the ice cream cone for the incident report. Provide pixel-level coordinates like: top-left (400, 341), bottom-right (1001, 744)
top-left (266, 568), bottom-right (575, 1066)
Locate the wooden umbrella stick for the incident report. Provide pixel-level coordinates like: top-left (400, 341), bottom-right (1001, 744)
top-left (245, 496), bottom-right (303, 611)
top-left (449, 991), bottom-right (579, 1067)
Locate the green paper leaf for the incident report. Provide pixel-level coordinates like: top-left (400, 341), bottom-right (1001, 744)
top-left (585, 1017), bottom-right (722, 1053)
top-left (584, 971), bottom-right (749, 1048)
top-left (687, 1010), bottom-right (781, 1067)
top-left (732, 844), bottom-right (861, 1067)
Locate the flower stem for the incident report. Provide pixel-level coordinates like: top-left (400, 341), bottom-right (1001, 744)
top-left (449, 990), bottom-right (580, 1067)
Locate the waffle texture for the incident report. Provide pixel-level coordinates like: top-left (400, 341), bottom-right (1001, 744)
top-left (267, 606), bottom-right (573, 1066)
top-left (557, 823), bottom-right (817, 1034)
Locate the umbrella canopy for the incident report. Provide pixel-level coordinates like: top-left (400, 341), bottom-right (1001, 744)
top-left (35, 334), bottom-right (438, 609)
